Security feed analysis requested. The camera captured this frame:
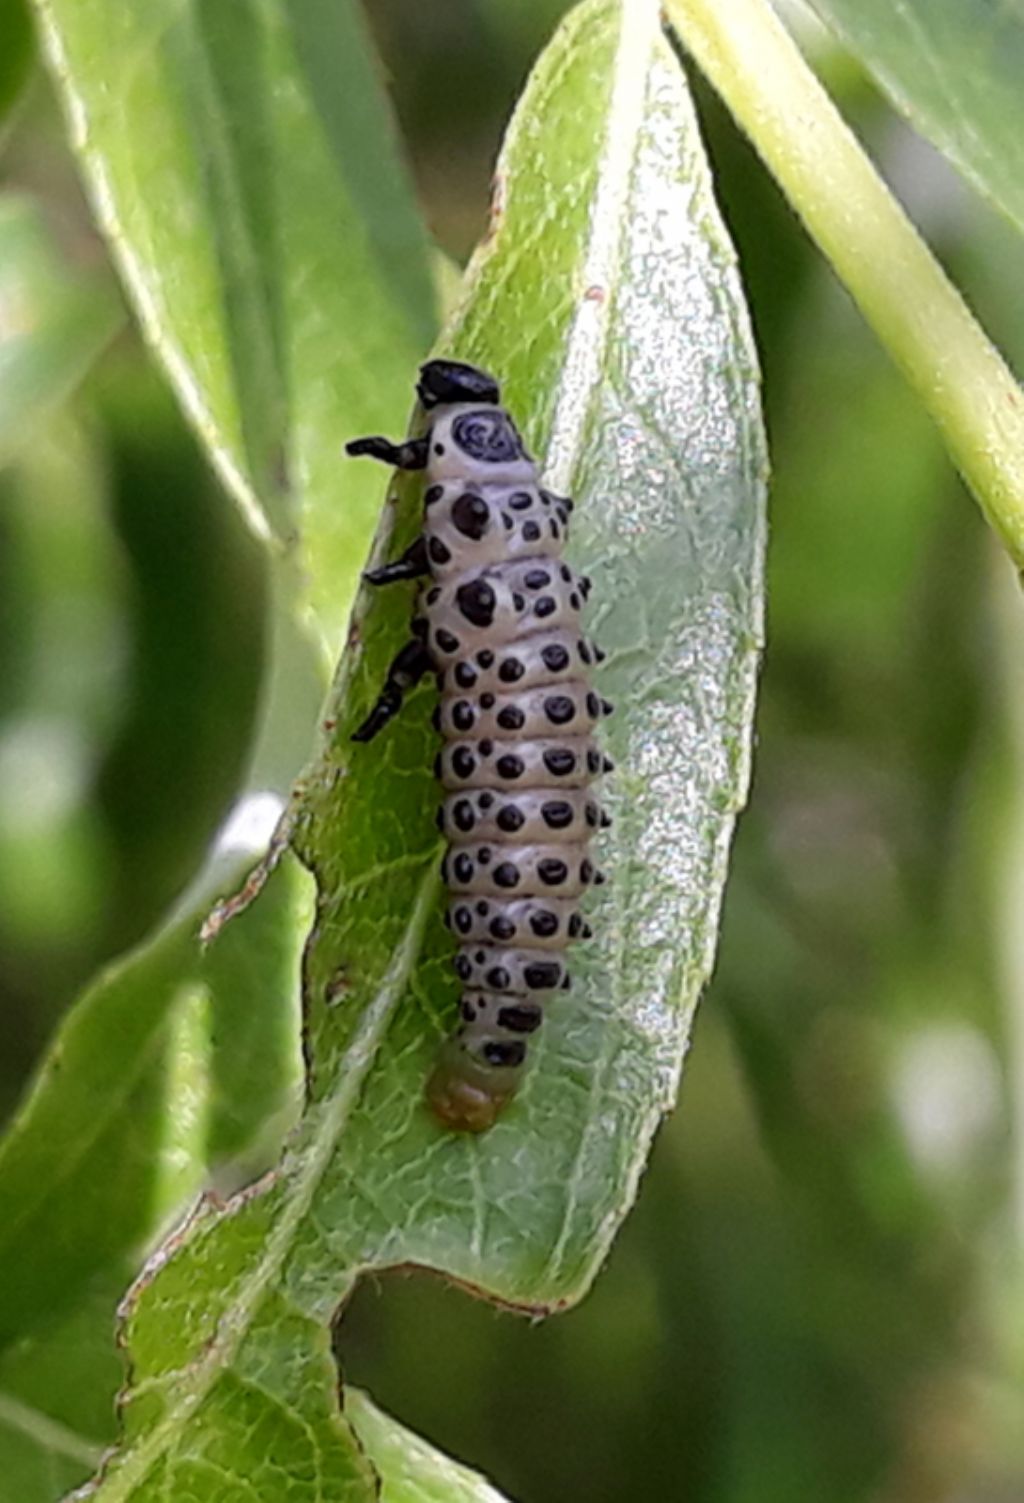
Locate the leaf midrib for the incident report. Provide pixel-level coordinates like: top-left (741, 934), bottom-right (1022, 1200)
top-left (95, 866), bottom-right (439, 1501)
top-left (538, 0), bottom-right (660, 1288)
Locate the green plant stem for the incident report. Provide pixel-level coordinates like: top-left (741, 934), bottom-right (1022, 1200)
top-left (664, 0), bottom-right (1024, 571)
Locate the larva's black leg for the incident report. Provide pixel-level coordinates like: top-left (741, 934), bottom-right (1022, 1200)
top-left (346, 435), bottom-right (429, 469)
top-left (352, 638), bottom-right (433, 743)
top-left (364, 535), bottom-right (429, 586)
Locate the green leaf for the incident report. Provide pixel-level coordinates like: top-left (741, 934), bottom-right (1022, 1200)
top-left (32, 0), bottom-right (438, 650)
top-left (805, 0), bottom-right (1024, 239)
top-left (0, 0), bottom-right (34, 127)
top-left (75, 0), bottom-right (766, 1497)
top-left (0, 847), bottom-right (312, 1500)
top-left (0, 847), bottom-right (310, 1355)
top-left (345, 1389), bottom-right (510, 1503)
top-left (665, 0), bottom-right (1024, 573)
top-left (0, 194), bottom-right (121, 466)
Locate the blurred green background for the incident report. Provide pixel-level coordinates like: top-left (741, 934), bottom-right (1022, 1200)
top-left (1, 2), bottom-right (1022, 1500)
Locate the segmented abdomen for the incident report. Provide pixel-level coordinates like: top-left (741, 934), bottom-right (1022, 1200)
top-left (420, 476), bottom-right (611, 1131)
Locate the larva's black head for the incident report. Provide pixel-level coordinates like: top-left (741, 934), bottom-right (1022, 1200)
top-left (417, 359), bottom-right (501, 410)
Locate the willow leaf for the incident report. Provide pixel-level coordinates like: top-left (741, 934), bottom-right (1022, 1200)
top-left (807, 0), bottom-right (1024, 239)
top-left (32, 0), bottom-right (437, 650)
top-left (77, 1), bottom-right (766, 1497)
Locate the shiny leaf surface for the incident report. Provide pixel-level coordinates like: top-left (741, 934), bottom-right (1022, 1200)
top-left (73, 1), bottom-right (766, 1497)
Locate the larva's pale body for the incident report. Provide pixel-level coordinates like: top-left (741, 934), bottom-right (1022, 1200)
top-left (347, 361), bottom-right (611, 1133)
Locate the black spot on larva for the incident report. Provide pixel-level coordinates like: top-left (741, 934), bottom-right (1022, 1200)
top-left (601, 809), bottom-right (613, 827)
top-left (560, 565), bottom-right (571, 582)
top-left (581, 576), bottom-right (592, 595)
top-left (530, 909), bottom-right (559, 937)
top-left (480, 692), bottom-right (495, 709)
top-left (425, 485), bottom-right (443, 506)
top-left (544, 748), bottom-right (576, 776)
top-left (496, 753), bottom-right (524, 780)
top-left (542, 799), bottom-right (573, 829)
top-left (602, 755), bottom-right (615, 772)
top-left (502, 513), bottom-right (514, 530)
top-left (454, 662), bottom-right (477, 689)
top-left (452, 701), bottom-right (475, 732)
top-left (535, 596), bottom-right (556, 618)
top-left (477, 649), bottom-right (495, 668)
top-left (580, 859), bottom-right (594, 883)
top-left (461, 1002), bottom-right (477, 1022)
top-left (550, 520), bottom-right (560, 538)
top-left (585, 802), bottom-right (599, 828)
top-left (593, 868), bottom-right (607, 885)
top-left (453, 853), bottom-right (474, 883)
top-left (586, 692), bottom-right (601, 718)
top-left (522, 520), bottom-right (541, 543)
top-left (568, 912), bottom-right (583, 938)
top-left (579, 640), bottom-right (593, 664)
top-left (412, 617), bottom-right (428, 639)
top-left (525, 569), bottom-right (550, 589)
top-left (541, 644), bottom-right (569, 672)
top-left (486, 966), bottom-right (511, 990)
top-left (496, 804), bottom-right (524, 833)
top-left (544, 694), bottom-right (575, 725)
top-left (512, 592), bottom-right (525, 612)
top-left (484, 1039), bottom-right (526, 1068)
top-left (428, 536), bottom-right (451, 565)
top-left (452, 746), bottom-right (476, 779)
top-left (455, 906), bottom-right (472, 934)
top-left (587, 749), bottom-right (601, 774)
top-left (426, 587), bottom-right (440, 606)
top-left (499, 657), bottom-right (524, 683)
top-left (490, 915), bottom-right (516, 941)
top-left (478, 847), bottom-right (492, 865)
top-left (476, 899), bottom-right (490, 915)
top-left (479, 738), bottom-right (493, 756)
top-left (570, 592), bottom-right (581, 611)
top-left (561, 974), bottom-right (572, 990)
top-left (455, 954), bottom-right (472, 980)
top-left (602, 699), bottom-right (614, 716)
top-left (524, 961), bottom-right (561, 990)
top-left (475, 949), bottom-right (487, 963)
top-left (451, 492), bottom-right (490, 540)
top-left (435, 628), bottom-right (459, 654)
top-left (434, 443), bottom-right (445, 455)
top-left (496, 706), bottom-right (524, 731)
top-left (539, 858), bottom-right (568, 885)
top-left (581, 921), bottom-right (593, 938)
top-left (510, 492), bottom-right (532, 511)
top-left (456, 578), bottom-right (496, 628)
top-left (453, 800), bottom-right (475, 833)
top-left (494, 861), bottom-right (520, 889)
top-left (498, 1004), bottom-right (542, 1034)
top-left (594, 645), bottom-right (607, 662)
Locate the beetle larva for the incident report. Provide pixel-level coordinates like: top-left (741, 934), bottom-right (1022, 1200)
top-left (347, 359), bottom-right (612, 1132)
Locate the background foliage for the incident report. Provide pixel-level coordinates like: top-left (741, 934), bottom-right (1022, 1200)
top-left (0, 1), bottom-right (1022, 1501)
